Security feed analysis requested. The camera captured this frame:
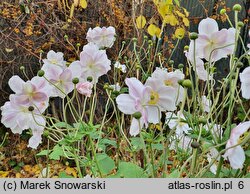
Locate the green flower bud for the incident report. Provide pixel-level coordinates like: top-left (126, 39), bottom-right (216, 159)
top-left (191, 141), bottom-right (200, 149)
top-left (236, 62), bottom-right (243, 68)
top-left (178, 63), bottom-right (184, 69)
top-left (143, 35), bottom-right (148, 40)
top-left (37, 70), bottom-right (45, 77)
top-left (72, 77), bottom-right (79, 84)
top-left (20, 66), bottom-right (25, 71)
top-left (169, 60), bottom-right (174, 65)
top-left (189, 32), bottom-right (198, 40)
top-left (103, 83), bottom-right (109, 90)
top-left (220, 9), bottom-right (226, 15)
top-left (122, 41), bottom-right (126, 45)
top-left (87, 76), bottom-right (93, 82)
top-left (184, 45), bottom-right (189, 51)
top-left (43, 130), bottom-right (50, 137)
top-left (76, 43), bottom-right (81, 47)
top-left (64, 34), bottom-right (68, 39)
top-left (237, 21), bottom-right (244, 28)
top-left (132, 112), bottom-right (142, 119)
top-left (132, 38), bottom-right (137, 42)
top-left (233, 4), bottom-right (242, 12)
top-left (182, 79), bottom-right (192, 88)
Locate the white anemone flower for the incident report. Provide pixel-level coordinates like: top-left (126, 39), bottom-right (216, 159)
top-left (223, 121), bottom-right (250, 169)
top-left (86, 26), bottom-right (116, 48)
top-left (239, 66), bottom-right (250, 99)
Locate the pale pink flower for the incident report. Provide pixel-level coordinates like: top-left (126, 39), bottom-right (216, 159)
top-left (42, 50), bottom-right (67, 74)
top-left (201, 95), bottom-right (211, 113)
top-left (166, 111), bottom-right (191, 136)
top-left (239, 66), bottom-right (250, 99)
top-left (28, 130), bottom-right (43, 149)
top-left (1, 95), bottom-right (45, 141)
top-left (114, 61), bottom-right (127, 73)
top-left (116, 77), bottom-right (151, 136)
top-left (145, 77), bottom-right (177, 124)
top-left (185, 49), bottom-right (209, 81)
top-left (8, 75), bottom-right (51, 107)
top-left (207, 147), bottom-right (220, 174)
top-left (223, 121), bottom-right (250, 169)
top-left (86, 26), bottom-right (116, 48)
top-left (74, 43), bottom-right (111, 83)
top-left (151, 68), bottom-right (185, 104)
top-left (196, 18), bottom-right (235, 62)
top-left (76, 82), bottom-right (93, 97)
top-left (42, 61), bottom-right (82, 98)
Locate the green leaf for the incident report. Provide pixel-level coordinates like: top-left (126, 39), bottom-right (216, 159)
top-left (166, 169), bottom-right (181, 178)
top-left (37, 150), bottom-right (51, 156)
top-left (244, 173), bottom-right (250, 178)
top-left (109, 162), bottom-right (147, 178)
top-left (96, 153), bottom-right (115, 175)
top-left (49, 145), bottom-right (64, 160)
top-left (151, 143), bottom-right (164, 151)
top-left (59, 172), bottom-right (73, 178)
top-left (130, 137), bottom-right (144, 151)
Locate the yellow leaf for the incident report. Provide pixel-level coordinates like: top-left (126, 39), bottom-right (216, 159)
top-left (136, 15), bottom-right (146, 29)
top-left (175, 27), bottom-right (185, 39)
top-left (175, 10), bottom-right (185, 18)
top-left (0, 171), bottom-right (9, 178)
top-left (65, 167), bottom-right (77, 178)
top-left (158, 1), bottom-right (173, 18)
top-left (183, 17), bottom-right (190, 27)
top-left (80, 0), bottom-right (87, 9)
top-left (147, 24), bottom-right (161, 38)
top-left (164, 14), bottom-right (179, 26)
top-left (183, 8), bottom-right (189, 17)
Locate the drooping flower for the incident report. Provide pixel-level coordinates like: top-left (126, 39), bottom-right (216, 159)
top-left (114, 61), bottom-right (127, 73)
top-left (201, 95), bottom-right (212, 113)
top-left (8, 75), bottom-right (51, 107)
top-left (239, 66), bottom-right (250, 99)
top-left (223, 121), bottom-right (250, 169)
top-left (195, 18), bottom-right (235, 62)
top-left (151, 68), bottom-right (185, 104)
top-left (145, 77), bottom-right (177, 123)
top-left (86, 26), bottom-right (116, 48)
top-left (165, 111), bottom-right (192, 136)
top-left (76, 81), bottom-right (93, 97)
top-left (207, 147), bottom-right (220, 174)
top-left (185, 48), bottom-right (209, 81)
top-left (1, 95), bottom-right (46, 149)
top-left (116, 77), bottom-right (151, 136)
top-left (74, 43), bottom-right (111, 83)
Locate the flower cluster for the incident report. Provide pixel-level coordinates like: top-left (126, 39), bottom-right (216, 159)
top-left (0, 26), bottom-right (116, 149)
top-left (116, 67), bottom-right (184, 136)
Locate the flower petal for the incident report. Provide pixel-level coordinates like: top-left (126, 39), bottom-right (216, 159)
top-left (8, 75), bottom-right (25, 94)
top-left (116, 94), bottom-right (137, 114)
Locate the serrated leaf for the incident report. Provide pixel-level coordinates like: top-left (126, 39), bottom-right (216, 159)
top-left (166, 169), bottom-right (180, 178)
top-left (136, 15), bottom-right (146, 29)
